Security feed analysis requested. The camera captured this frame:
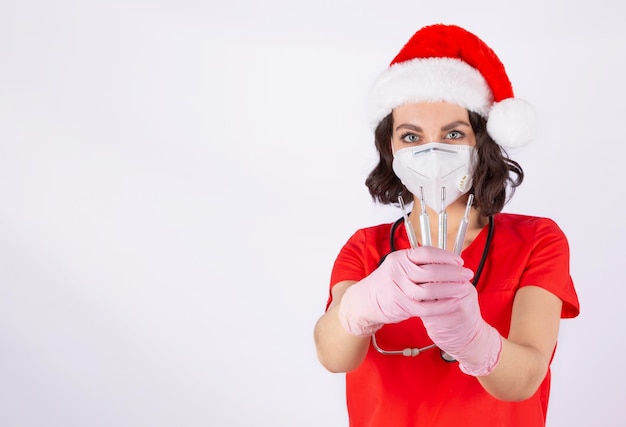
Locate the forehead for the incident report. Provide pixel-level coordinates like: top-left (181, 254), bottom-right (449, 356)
top-left (392, 101), bottom-right (470, 122)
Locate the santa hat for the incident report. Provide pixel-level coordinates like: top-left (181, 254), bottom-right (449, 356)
top-left (367, 24), bottom-right (536, 148)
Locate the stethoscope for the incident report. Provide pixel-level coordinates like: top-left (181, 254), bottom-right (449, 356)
top-left (372, 214), bottom-right (495, 360)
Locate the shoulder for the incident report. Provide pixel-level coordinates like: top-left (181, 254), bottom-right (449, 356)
top-left (491, 212), bottom-right (571, 265)
top-left (343, 222), bottom-right (396, 245)
top-left (494, 213), bottom-right (567, 239)
top-left (495, 212), bottom-right (559, 227)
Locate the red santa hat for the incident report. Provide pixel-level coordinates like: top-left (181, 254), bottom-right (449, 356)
top-left (367, 24), bottom-right (536, 148)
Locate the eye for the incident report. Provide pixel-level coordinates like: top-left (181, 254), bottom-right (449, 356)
top-left (401, 132), bottom-right (419, 143)
top-left (446, 130), bottom-right (464, 140)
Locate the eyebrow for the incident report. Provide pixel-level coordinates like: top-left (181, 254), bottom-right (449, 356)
top-left (395, 123), bottom-right (422, 132)
top-left (441, 120), bottom-right (472, 131)
top-left (395, 120), bottom-right (472, 133)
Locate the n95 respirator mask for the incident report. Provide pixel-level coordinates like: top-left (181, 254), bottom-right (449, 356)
top-left (392, 142), bottom-right (475, 212)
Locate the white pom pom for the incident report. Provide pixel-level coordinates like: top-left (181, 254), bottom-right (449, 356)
top-left (486, 98), bottom-right (537, 148)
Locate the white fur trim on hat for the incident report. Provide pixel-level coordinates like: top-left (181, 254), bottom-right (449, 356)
top-left (367, 57), bottom-right (494, 129)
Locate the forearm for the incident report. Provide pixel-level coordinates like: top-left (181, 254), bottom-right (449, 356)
top-left (477, 286), bottom-right (562, 401)
top-left (477, 337), bottom-right (551, 401)
top-left (314, 303), bottom-right (370, 373)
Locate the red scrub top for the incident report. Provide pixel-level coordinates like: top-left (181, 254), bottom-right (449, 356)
top-left (327, 213), bottom-right (580, 427)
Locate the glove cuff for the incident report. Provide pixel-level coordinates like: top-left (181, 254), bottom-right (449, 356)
top-left (338, 302), bottom-right (383, 337)
top-left (338, 286), bottom-right (383, 337)
top-left (458, 323), bottom-right (502, 377)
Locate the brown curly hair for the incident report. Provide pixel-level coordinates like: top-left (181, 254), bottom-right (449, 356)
top-left (364, 111), bottom-right (524, 217)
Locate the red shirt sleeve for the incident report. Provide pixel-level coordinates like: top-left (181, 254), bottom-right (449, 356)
top-left (519, 217), bottom-right (580, 318)
top-left (325, 224), bottom-right (395, 310)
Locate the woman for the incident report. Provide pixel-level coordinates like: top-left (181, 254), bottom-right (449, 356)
top-left (313, 24), bottom-right (580, 426)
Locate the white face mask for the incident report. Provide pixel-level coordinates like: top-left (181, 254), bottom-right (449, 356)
top-left (392, 142), bottom-right (475, 212)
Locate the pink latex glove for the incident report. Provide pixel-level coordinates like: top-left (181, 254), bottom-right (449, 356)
top-left (338, 247), bottom-right (473, 337)
top-left (418, 281), bottom-right (502, 376)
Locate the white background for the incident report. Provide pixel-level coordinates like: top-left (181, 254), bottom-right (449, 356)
top-left (0, 1), bottom-right (624, 426)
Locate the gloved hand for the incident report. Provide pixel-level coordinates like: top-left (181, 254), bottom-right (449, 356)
top-left (338, 246), bottom-right (473, 337)
top-left (418, 281), bottom-right (502, 376)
